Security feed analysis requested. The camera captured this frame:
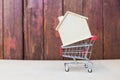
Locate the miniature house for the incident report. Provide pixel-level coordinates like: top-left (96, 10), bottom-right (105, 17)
top-left (56, 11), bottom-right (92, 46)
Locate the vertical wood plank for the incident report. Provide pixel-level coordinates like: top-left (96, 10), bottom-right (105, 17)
top-left (83, 0), bottom-right (103, 59)
top-left (103, 0), bottom-right (120, 59)
top-left (0, 0), bottom-right (3, 59)
top-left (4, 0), bottom-right (23, 59)
top-left (24, 0), bottom-right (44, 60)
top-left (44, 0), bottom-right (63, 60)
top-left (24, 0), bottom-right (28, 59)
top-left (64, 0), bottom-right (83, 14)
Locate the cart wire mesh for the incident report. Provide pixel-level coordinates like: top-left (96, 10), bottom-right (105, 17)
top-left (60, 35), bottom-right (97, 72)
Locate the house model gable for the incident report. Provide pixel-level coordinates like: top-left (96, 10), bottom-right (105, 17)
top-left (56, 11), bottom-right (92, 46)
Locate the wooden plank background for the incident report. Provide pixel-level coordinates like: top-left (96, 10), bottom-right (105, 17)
top-left (3, 0), bottom-right (23, 59)
top-left (24, 0), bottom-right (44, 60)
top-left (44, 0), bottom-right (63, 60)
top-left (103, 0), bottom-right (120, 59)
top-left (0, 0), bottom-right (3, 59)
top-left (0, 0), bottom-right (119, 60)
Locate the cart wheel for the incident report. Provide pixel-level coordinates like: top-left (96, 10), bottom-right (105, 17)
top-left (84, 64), bottom-right (88, 68)
top-left (64, 63), bottom-right (69, 72)
top-left (88, 69), bottom-right (92, 73)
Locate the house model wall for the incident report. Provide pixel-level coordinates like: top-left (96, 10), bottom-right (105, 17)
top-left (56, 11), bottom-right (92, 46)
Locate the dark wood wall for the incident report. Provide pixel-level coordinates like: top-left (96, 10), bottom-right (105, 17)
top-left (0, 0), bottom-right (3, 59)
top-left (103, 0), bottom-right (120, 59)
top-left (0, 0), bottom-right (120, 60)
top-left (24, 0), bottom-right (44, 60)
top-left (0, 0), bottom-right (23, 59)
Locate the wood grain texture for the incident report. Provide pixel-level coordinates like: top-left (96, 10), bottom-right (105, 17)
top-left (1, 0), bottom-right (120, 60)
top-left (24, 0), bottom-right (44, 60)
top-left (103, 0), bottom-right (120, 59)
top-left (44, 0), bottom-right (63, 60)
top-left (64, 0), bottom-right (83, 14)
top-left (4, 0), bottom-right (23, 59)
top-left (24, 0), bottom-right (28, 59)
top-left (83, 0), bottom-right (103, 59)
top-left (0, 0), bottom-right (3, 59)
top-left (28, 0), bottom-right (42, 9)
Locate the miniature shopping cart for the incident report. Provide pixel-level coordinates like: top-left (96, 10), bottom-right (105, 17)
top-left (56, 11), bottom-right (97, 73)
top-left (60, 35), bottom-right (97, 73)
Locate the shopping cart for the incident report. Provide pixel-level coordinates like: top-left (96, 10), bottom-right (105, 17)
top-left (56, 11), bottom-right (96, 73)
top-left (60, 35), bottom-right (97, 73)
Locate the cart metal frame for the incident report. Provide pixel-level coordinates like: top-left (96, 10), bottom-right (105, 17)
top-left (60, 35), bottom-right (97, 73)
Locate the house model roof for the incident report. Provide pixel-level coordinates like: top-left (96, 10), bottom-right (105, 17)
top-left (56, 11), bottom-right (92, 46)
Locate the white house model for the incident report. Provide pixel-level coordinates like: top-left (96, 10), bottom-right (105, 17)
top-left (56, 11), bottom-right (92, 46)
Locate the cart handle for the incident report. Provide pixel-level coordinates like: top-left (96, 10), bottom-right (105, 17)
top-left (91, 35), bottom-right (97, 41)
